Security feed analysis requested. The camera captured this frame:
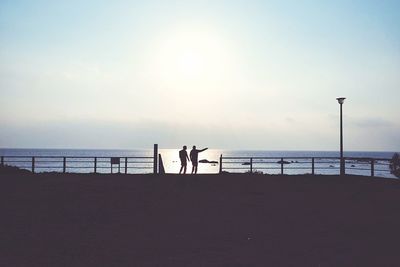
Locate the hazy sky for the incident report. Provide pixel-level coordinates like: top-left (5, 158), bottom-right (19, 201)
top-left (1, 0), bottom-right (399, 151)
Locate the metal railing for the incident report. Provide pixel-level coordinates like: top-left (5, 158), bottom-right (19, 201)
top-left (1, 155), bottom-right (157, 174)
top-left (219, 155), bottom-right (392, 177)
top-left (0, 151), bottom-right (393, 177)
top-left (0, 144), bottom-right (165, 175)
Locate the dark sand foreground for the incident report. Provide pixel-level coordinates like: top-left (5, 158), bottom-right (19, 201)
top-left (1, 171), bottom-right (400, 266)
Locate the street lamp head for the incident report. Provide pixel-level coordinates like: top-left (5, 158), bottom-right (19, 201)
top-left (336, 97), bottom-right (346, 104)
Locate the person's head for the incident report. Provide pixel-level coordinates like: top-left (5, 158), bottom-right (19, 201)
top-left (192, 145), bottom-right (196, 150)
top-left (183, 145), bottom-right (187, 150)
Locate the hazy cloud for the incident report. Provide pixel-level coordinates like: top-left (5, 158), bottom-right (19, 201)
top-left (351, 117), bottom-right (395, 128)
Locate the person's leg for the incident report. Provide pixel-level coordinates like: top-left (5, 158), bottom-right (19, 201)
top-left (192, 163), bottom-right (197, 174)
top-left (179, 160), bottom-right (185, 174)
top-left (191, 165), bottom-right (195, 174)
top-left (183, 165), bottom-right (187, 174)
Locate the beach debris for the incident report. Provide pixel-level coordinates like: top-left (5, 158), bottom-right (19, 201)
top-left (329, 165), bottom-right (334, 168)
top-left (351, 165), bottom-right (355, 167)
top-left (242, 162), bottom-right (251, 165)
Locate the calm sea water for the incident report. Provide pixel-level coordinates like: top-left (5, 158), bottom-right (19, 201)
top-left (0, 148), bottom-right (397, 178)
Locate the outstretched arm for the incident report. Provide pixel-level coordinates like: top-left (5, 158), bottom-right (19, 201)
top-left (199, 148), bottom-right (208, 153)
top-left (187, 154), bottom-right (190, 161)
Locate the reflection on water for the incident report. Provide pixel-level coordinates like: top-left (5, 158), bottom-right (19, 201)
top-left (160, 149), bottom-right (223, 174)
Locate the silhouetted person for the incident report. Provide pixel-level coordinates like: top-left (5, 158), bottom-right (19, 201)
top-left (190, 146), bottom-right (208, 174)
top-left (179, 146), bottom-right (190, 174)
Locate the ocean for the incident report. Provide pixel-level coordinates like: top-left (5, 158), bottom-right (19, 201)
top-left (0, 148), bottom-right (397, 178)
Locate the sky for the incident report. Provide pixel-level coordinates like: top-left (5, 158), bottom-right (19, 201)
top-left (1, 0), bottom-right (399, 151)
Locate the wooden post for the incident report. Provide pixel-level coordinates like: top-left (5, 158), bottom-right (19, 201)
top-left (1, 156), bottom-right (4, 167)
top-left (153, 144), bottom-right (158, 174)
top-left (159, 154), bottom-right (165, 174)
top-left (371, 159), bottom-right (375, 177)
top-left (250, 158), bottom-right (253, 173)
top-left (281, 158), bottom-right (284, 175)
top-left (94, 157), bottom-right (97, 174)
top-left (311, 157), bottom-right (315, 175)
top-left (219, 154), bottom-right (223, 174)
top-left (125, 157), bottom-right (128, 174)
top-left (32, 157), bottom-right (35, 173)
top-left (63, 157), bottom-right (66, 173)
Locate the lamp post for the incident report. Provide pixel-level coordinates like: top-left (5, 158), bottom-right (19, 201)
top-left (336, 97), bottom-right (346, 175)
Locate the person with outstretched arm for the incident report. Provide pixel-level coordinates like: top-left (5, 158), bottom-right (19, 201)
top-left (179, 146), bottom-right (190, 174)
top-left (190, 146), bottom-right (208, 174)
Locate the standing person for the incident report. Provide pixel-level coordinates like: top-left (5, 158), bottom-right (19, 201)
top-left (179, 146), bottom-right (190, 174)
top-left (190, 146), bottom-right (208, 174)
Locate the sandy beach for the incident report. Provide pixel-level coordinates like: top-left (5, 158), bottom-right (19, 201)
top-left (1, 171), bottom-right (400, 266)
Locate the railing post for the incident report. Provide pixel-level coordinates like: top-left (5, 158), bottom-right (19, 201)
top-left (312, 157), bottom-right (315, 175)
top-left (250, 158), bottom-right (253, 173)
top-left (281, 157), bottom-right (284, 175)
top-left (343, 157), bottom-right (346, 175)
top-left (371, 159), bottom-right (375, 177)
top-left (219, 154), bottom-right (223, 174)
top-left (32, 156), bottom-right (35, 173)
top-left (1, 156), bottom-right (4, 167)
top-left (125, 157), bottom-right (128, 174)
top-left (63, 157), bottom-right (66, 173)
top-left (153, 144), bottom-right (158, 174)
top-left (94, 157), bottom-right (97, 174)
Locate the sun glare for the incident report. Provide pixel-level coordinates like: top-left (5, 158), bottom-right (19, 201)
top-left (177, 48), bottom-right (204, 77)
top-left (152, 28), bottom-right (231, 83)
